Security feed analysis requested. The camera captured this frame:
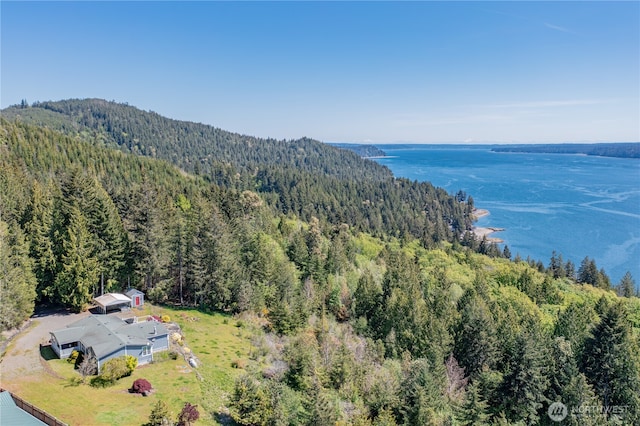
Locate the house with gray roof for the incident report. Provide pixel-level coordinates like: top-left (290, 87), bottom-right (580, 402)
top-left (49, 315), bottom-right (169, 373)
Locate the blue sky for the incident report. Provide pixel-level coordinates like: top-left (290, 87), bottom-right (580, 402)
top-left (2, 1), bottom-right (638, 143)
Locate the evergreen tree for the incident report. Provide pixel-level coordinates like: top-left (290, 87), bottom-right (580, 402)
top-left (0, 220), bottom-right (37, 331)
top-left (548, 251), bottom-right (566, 279)
top-left (597, 268), bottom-right (611, 290)
top-left (307, 385), bottom-right (340, 426)
top-left (398, 358), bottom-right (447, 425)
top-left (169, 194), bottom-right (191, 304)
top-left (25, 180), bottom-right (58, 301)
top-left (547, 337), bottom-right (599, 426)
top-left (57, 170), bottom-right (128, 295)
top-left (122, 181), bottom-right (170, 294)
top-left (454, 294), bottom-right (500, 378)
top-left (352, 269), bottom-right (382, 323)
top-left (577, 257), bottom-right (598, 286)
top-left (582, 299), bottom-right (640, 423)
top-left (230, 375), bottom-right (272, 426)
top-left (457, 381), bottom-right (490, 426)
top-left (193, 196), bottom-right (243, 311)
top-left (183, 204), bottom-right (208, 307)
top-left (502, 245), bottom-right (511, 260)
top-left (147, 400), bottom-right (173, 426)
top-left (564, 260), bottom-right (576, 280)
top-left (615, 271), bottom-right (635, 298)
top-left (89, 181), bottom-right (128, 293)
top-left (554, 302), bottom-right (596, 361)
top-left (499, 331), bottom-right (550, 425)
top-left (54, 205), bottom-right (100, 312)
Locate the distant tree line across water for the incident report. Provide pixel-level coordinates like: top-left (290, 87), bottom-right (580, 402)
top-left (492, 143), bottom-right (640, 158)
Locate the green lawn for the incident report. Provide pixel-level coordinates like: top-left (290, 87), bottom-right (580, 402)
top-left (11, 304), bottom-right (251, 425)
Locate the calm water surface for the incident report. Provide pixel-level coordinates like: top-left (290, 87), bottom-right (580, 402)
top-left (373, 145), bottom-right (640, 285)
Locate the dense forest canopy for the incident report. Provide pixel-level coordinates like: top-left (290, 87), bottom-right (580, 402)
top-left (1, 101), bottom-right (639, 425)
top-left (2, 99), bottom-right (475, 243)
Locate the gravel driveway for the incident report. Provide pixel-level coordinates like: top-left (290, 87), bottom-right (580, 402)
top-left (0, 307), bottom-right (90, 383)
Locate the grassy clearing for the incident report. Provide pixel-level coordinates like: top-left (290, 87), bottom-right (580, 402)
top-left (7, 304), bottom-right (250, 425)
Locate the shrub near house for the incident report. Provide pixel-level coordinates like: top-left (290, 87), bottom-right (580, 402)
top-left (90, 355), bottom-right (137, 387)
top-left (130, 378), bottom-right (153, 395)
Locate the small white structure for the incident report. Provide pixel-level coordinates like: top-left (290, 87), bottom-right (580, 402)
top-left (93, 293), bottom-right (132, 314)
top-left (126, 288), bottom-right (145, 308)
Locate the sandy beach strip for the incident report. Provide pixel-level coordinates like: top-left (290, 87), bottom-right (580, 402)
top-left (471, 208), bottom-right (505, 243)
top-left (472, 226), bottom-right (505, 243)
top-left (472, 208), bottom-right (490, 219)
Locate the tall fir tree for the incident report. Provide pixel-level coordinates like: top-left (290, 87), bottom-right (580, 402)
top-left (457, 381), bottom-right (490, 426)
top-left (122, 180), bottom-right (170, 294)
top-left (0, 220), bottom-right (37, 331)
top-left (582, 299), bottom-right (640, 423)
top-left (454, 294), bottom-right (500, 379)
top-left (616, 271), bottom-right (635, 298)
top-left (89, 180), bottom-right (128, 294)
top-left (26, 180), bottom-right (58, 301)
top-left (577, 257), bottom-right (598, 286)
top-left (499, 331), bottom-right (550, 425)
top-left (54, 205), bottom-right (100, 312)
top-left (547, 337), bottom-right (599, 426)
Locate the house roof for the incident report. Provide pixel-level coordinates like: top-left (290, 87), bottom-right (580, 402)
top-left (0, 391), bottom-right (48, 426)
top-left (125, 289), bottom-right (144, 297)
top-left (51, 315), bottom-right (168, 359)
top-left (94, 293), bottom-right (131, 308)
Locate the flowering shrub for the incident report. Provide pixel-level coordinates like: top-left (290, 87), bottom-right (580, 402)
top-left (161, 314), bottom-right (170, 323)
top-left (67, 350), bottom-right (80, 364)
top-left (125, 354), bottom-right (138, 372)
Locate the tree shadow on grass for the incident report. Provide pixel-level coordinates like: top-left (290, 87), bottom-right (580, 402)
top-left (64, 376), bottom-right (83, 388)
top-left (214, 412), bottom-right (236, 425)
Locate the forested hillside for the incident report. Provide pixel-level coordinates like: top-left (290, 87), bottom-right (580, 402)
top-left (3, 100), bottom-right (474, 244)
top-left (1, 112), bottom-right (639, 425)
top-left (330, 143), bottom-right (388, 158)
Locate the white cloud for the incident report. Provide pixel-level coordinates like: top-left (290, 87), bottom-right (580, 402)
top-left (544, 23), bottom-right (575, 34)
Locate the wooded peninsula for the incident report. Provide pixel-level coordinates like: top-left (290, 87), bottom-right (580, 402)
top-left (492, 143), bottom-right (640, 158)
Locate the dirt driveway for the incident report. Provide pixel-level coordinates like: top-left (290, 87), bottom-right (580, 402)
top-left (0, 307), bottom-right (90, 384)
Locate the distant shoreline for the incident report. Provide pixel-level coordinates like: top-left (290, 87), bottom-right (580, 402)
top-left (491, 143), bottom-right (640, 159)
top-left (472, 209), bottom-right (505, 243)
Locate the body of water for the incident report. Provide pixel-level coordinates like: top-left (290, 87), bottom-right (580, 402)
top-left (373, 145), bottom-right (640, 285)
